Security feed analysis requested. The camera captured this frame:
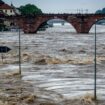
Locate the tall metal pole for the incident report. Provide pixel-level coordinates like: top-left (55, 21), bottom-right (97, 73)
top-left (19, 27), bottom-right (21, 76)
top-left (94, 21), bottom-right (97, 100)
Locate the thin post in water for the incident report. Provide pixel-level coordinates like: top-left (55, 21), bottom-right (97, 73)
top-left (94, 21), bottom-right (97, 100)
top-left (18, 27), bottom-right (21, 76)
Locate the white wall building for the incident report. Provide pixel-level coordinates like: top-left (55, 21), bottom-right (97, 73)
top-left (0, 2), bottom-right (15, 16)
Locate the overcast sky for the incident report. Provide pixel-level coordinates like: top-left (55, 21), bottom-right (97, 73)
top-left (4, 0), bottom-right (105, 13)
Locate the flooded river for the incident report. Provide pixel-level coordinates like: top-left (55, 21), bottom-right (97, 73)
top-left (0, 24), bottom-right (105, 103)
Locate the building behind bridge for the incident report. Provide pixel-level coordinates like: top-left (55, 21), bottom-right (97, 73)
top-left (0, 0), bottom-right (16, 16)
top-left (0, 0), bottom-right (20, 31)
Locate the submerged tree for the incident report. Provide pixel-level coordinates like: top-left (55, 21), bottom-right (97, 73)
top-left (19, 4), bottom-right (42, 15)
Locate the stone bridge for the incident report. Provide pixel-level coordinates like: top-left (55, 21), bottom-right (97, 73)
top-left (2, 14), bottom-right (105, 33)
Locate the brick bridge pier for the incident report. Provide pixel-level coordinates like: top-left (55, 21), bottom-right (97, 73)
top-left (3, 14), bottom-right (105, 34)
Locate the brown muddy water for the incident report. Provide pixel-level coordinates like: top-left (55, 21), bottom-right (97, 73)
top-left (0, 24), bottom-right (105, 104)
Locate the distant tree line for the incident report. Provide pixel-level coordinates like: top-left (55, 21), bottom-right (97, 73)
top-left (95, 8), bottom-right (105, 14)
top-left (95, 8), bottom-right (105, 24)
top-left (18, 4), bottom-right (43, 15)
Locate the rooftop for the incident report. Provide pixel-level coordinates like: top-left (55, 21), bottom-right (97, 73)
top-left (0, 0), bottom-right (13, 9)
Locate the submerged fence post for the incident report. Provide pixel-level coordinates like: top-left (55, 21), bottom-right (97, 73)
top-left (18, 27), bottom-right (21, 76)
top-left (94, 21), bottom-right (97, 100)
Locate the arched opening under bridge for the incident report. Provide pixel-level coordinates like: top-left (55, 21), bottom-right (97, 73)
top-left (89, 18), bottom-right (105, 34)
top-left (36, 18), bottom-right (76, 33)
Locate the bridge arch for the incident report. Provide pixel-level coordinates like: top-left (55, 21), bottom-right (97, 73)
top-left (4, 14), bottom-right (105, 34)
top-left (89, 17), bottom-right (105, 33)
top-left (34, 17), bottom-right (77, 33)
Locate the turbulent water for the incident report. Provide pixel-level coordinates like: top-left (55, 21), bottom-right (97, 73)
top-left (0, 24), bottom-right (105, 101)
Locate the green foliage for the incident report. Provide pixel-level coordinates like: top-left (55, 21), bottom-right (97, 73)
top-left (95, 10), bottom-right (102, 14)
top-left (0, 0), bottom-right (4, 4)
top-left (102, 8), bottom-right (105, 14)
top-left (19, 4), bottom-right (42, 15)
top-left (95, 8), bottom-right (105, 14)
